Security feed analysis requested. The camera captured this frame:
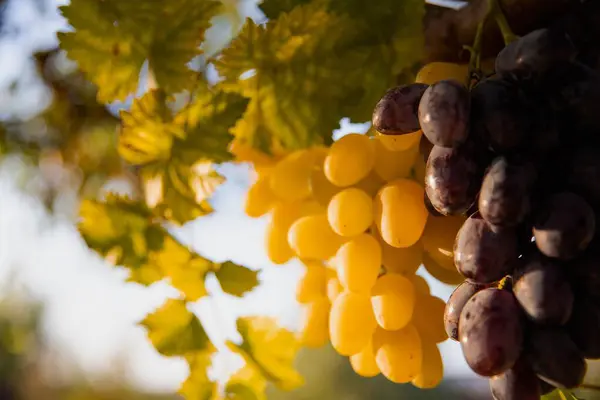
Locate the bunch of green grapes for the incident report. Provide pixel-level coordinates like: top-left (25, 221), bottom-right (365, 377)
top-left (242, 62), bottom-right (474, 387)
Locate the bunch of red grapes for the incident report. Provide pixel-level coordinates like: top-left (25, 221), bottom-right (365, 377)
top-left (373, 26), bottom-right (600, 400)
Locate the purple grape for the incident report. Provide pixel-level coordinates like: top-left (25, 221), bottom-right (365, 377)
top-left (470, 76), bottom-right (532, 153)
top-left (567, 296), bottom-right (600, 359)
top-left (454, 215), bottom-right (519, 283)
top-left (495, 28), bottom-right (576, 78)
top-left (372, 83), bottom-right (429, 135)
top-left (533, 192), bottom-right (595, 260)
top-left (526, 327), bottom-right (586, 389)
top-left (513, 253), bottom-right (574, 325)
top-left (444, 281), bottom-right (488, 341)
top-left (569, 251), bottom-right (600, 297)
top-left (425, 144), bottom-right (482, 216)
top-left (418, 79), bottom-right (470, 147)
top-left (419, 134), bottom-right (434, 163)
top-left (459, 288), bottom-right (523, 377)
top-left (489, 358), bottom-right (541, 400)
top-left (567, 147), bottom-right (600, 207)
top-left (479, 157), bottom-right (536, 228)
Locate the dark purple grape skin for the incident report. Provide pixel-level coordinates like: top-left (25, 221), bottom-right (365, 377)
top-left (567, 147), bottom-right (600, 207)
top-left (479, 157), bottom-right (536, 228)
top-left (495, 28), bottom-right (576, 78)
top-left (526, 327), bottom-right (586, 389)
top-left (459, 288), bottom-right (524, 377)
top-left (533, 192), bottom-right (596, 260)
top-left (513, 254), bottom-right (573, 325)
top-left (470, 76), bottom-right (532, 153)
top-left (418, 79), bottom-right (470, 148)
top-left (425, 145), bottom-right (482, 216)
top-left (424, 193), bottom-right (443, 217)
top-left (372, 83), bottom-right (429, 135)
top-left (444, 281), bottom-right (488, 341)
top-left (489, 358), bottom-right (541, 400)
top-left (454, 215), bottom-right (519, 283)
top-left (567, 296), bottom-right (600, 359)
top-left (569, 251), bottom-right (600, 297)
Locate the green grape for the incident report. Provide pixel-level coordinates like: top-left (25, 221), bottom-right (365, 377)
top-left (245, 174), bottom-right (277, 218)
top-left (412, 295), bottom-right (447, 343)
top-left (329, 292), bottom-right (377, 356)
top-left (269, 149), bottom-right (316, 201)
top-left (422, 252), bottom-right (464, 285)
top-left (300, 297), bottom-right (330, 348)
top-left (350, 340), bottom-right (380, 378)
top-left (296, 261), bottom-right (328, 303)
top-left (266, 201), bottom-right (322, 264)
top-left (288, 214), bottom-right (345, 260)
top-left (415, 62), bottom-right (469, 85)
top-left (422, 215), bottom-right (465, 270)
top-left (379, 236), bottom-right (423, 276)
top-left (373, 136), bottom-right (419, 182)
top-left (327, 188), bottom-right (373, 237)
top-left (371, 273), bottom-right (416, 330)
top-left (373, 324), bottom-right (423, 383)
top-left (412, 340), bottom-right (444, 389)
top-left (412, 275), bottom-right (431, 295)
top-left (326, 274), bottom-right (344, 303)
top-left (335, 233), bottom-right (382, 293)
top-left (325, 134), bottom-right (375, 187)
top-left (375, 179), bottom-right (428, 248)
top-left (376, 130), bottom-right (422, 151)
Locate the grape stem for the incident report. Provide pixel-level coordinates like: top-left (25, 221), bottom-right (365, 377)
top-left (488, 0), bottom-right (518, 45)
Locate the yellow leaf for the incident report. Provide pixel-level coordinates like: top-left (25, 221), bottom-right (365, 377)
top-left (118, 90), bottom-right (184, 166)
top-left (140, 299), bottom-right (212, 357)
top-left (227, 317), bottom-right (303, 390)
top-left (179, 348), bottom-right (218, 400)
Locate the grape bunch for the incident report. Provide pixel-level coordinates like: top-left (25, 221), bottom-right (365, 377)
top-left (240, 62), bottom-right (485, 385)
top-left (374, 26), bottom-right (600, 399)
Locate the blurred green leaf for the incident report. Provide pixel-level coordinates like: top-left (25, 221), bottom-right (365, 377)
top-left (227, 317), bottom-right (303, 391)
top-left (215, 262), bottom-right (260, 297)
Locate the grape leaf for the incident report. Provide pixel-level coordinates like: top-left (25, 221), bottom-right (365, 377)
top-left (118, 90), bottom-right (184, 166)
top-left (227, 317), bottom-right (303, 390)
top-left (58, 0), bottom-right (221, 102)
top-left (214, 4), bottom-right (358, 152)
top-left (179, 348), bottom-right (218, 400)
top-left (121, 82), bottom-right (247, 224)
top-left (221, 364), bottom-right (267, 400)
top-left (79, 195), bottom-right (218, 296)
top-left (259, 0), bottom-right (312, 19)
top-left (215, 262), bottom-right (260, 297)
top-left (140, 299), bottom-right (212, 357)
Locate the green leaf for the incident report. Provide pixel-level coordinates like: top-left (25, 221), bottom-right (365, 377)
top-left (215, 5), bottom-right (357, 152)
top-left (173, 84), bottom-right (249, 164)
top-left (141, 160), bottom-right (224, 225)
top-left (222, 364), bottom-right (267, 400)
top-left (58, 0), bottom-right (221, 102)
top-left (118, 90), bottom-right (184, 166)
top-left (148, 0), bottom-right (221, 94)
top-left (227, 317), bottom-right (303, 390)
top-left (259, 0), bottom-right (312, 19)
top-left (179, 348), bottom-right (218, 400)
top-left (78, 195), bottom-right (218, 295)
top-left (140, 299), bottom-right (212, 357)
top-left (58, 0), bottom-right (148, 102)
top-left (215, 262), bottom-right (260, 297)
top-left (119, 81), bottom-right (247, 224)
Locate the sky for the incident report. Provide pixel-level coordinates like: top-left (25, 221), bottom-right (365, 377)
top-left (0, 0), bottom-right (477, 394)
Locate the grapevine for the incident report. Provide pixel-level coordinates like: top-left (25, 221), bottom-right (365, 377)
top-left (0, 0), bottom-right (598, 399)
